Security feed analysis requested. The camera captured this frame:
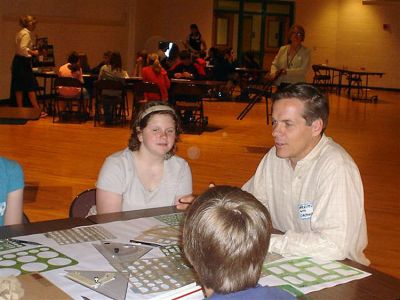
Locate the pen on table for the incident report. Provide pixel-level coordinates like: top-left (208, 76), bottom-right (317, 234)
top-left (9, 238), bottom-right (41, 246)
top-left (129, 239), bottom-right (161, 248)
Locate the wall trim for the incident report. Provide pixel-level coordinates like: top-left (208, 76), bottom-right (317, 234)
top-left (2, 13), bottom-right (128, 27)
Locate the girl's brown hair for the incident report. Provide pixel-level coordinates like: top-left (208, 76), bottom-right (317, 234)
top-left (128, 101), bottom-right (182, 159)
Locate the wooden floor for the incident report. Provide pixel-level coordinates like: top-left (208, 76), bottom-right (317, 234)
top-left (1, 91), bottom-right (399, 279)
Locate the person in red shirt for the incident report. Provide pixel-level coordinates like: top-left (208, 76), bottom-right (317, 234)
top-left (142, 53), bottom-right (170, 101)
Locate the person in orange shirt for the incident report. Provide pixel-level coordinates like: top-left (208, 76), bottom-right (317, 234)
top-left (142, 53), bottom-right (170, 101)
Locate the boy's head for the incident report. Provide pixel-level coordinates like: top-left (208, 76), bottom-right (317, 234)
top-left (183, 186), bottom-right (272, 295)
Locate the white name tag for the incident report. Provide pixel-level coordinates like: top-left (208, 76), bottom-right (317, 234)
top-left (298, 202), bottom-right (313, 220)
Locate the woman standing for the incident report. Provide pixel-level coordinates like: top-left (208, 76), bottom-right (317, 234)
top-left (270, 24), bottom-right (311, 88)
top-left (10, 15), bottom-right (45, 116)
top-left (184, 24), bottom-right (207, 54)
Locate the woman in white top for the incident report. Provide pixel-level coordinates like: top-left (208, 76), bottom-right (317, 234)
top-left (271, 24), bottom-right (311, 88)
top-left (99, 51), bottom-right (129, 81)
top-left (10, 15), bottom-right (44, 116)
top-left (96, 101), bottom-right (192, 213)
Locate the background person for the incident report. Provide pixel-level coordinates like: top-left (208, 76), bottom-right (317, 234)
top-left (0, 157), bottom-right (24, 226)
top-left (270, 24), bottom-right (311, 88)
top-left (142, 53), bottom-right (170, 101)
top-left (99, 51), bottom-right (129, 80)
top-left (183, 24), bottom-right (207, 53)
top-left (91, 51), bottom-right (112, 75)
top-left (183, 186), bottom-right (294, 299)
top-left (168, 50), bottom-right (200, 79)
top-left (10, 15), bottom-right (45, 116)
top-left (96, 101), bottom-right (192, 213)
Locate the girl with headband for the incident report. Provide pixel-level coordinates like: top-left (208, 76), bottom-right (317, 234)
top-left (96, 101), bottom-right (192, 213)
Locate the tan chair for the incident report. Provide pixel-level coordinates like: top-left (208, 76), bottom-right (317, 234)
top-left (312, 65), bottom-right (331, 91)
top-left (53, 77), bottom-right (86, 123)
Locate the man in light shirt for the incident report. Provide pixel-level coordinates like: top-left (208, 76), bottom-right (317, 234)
top-left (243, 83), bottom-right (369, 265)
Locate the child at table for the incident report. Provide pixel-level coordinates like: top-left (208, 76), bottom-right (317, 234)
top-left (0, 157), bottom-right (24, 225)
top-left (183, 186), bottom-right (294, 299)
top-left (96, 101), bottom-right (192, 214)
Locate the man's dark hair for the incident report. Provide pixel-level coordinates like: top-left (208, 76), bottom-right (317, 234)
top-left (272, 83), bottom-right (329, 133)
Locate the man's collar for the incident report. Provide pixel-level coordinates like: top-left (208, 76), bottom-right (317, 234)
top-left (295, 134), bottom-right (328, 167)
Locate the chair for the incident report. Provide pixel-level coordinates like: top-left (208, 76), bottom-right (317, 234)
top-left (347, 73), bottom-right (363, 100)
top-left (312, 65), bottom-right (331, 91)
top-left (172, 83), bottom-right (207, 133)
top-left (93, 80), bottom-right (127, 126)
top-left (132, 81), bottom-right (162, 117)
top-left (22, 212), bottom-right (30, 224)
top-left (53, 77), bottom-right (86, 123)
top-left (236, 79), bottom-right (273, 124)
top-left (69, 188), bottom-right (96, 218)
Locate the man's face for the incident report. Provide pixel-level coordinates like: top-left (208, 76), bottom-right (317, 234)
top-left (272, 98), bottom-right (321, 167)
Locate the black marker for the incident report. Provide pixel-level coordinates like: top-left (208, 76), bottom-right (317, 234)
top-left (9, 239), bottom-right (41, 246)
top-left (129, 239), bottom-right (161, 248)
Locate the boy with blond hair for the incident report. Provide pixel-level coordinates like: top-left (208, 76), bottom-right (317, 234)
top-left (183, 186), bottom-right (293, 299)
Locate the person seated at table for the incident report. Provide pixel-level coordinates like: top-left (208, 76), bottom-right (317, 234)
top-left (91, 51), bottom-right (112, 75)
top-left (97, 52), bottom-right (129, 124)
top-left (58, 51), bottom-right (89, 103)
top-left (243, 83), bottom-right (369, 265)
top-left (270, 24), bottom-right (311, 89)
top-left (242, 51), bottom-right (260, 70)
top-left (168, 50), bottom-right (201, 80)
top-left (183, 186), bottom-right (294, 299)
top-left (0, 157), bottom-right (24, 226)
top-left (213, 48), bottom-right (237, 81)
top-left (238, 51), bottom-right (262, 92)
top-left (78, 53), bottom-right (91, 74)
top-left (205, 47), bottom-right (219, 67)
top-left (183, 24), bottom-right (207, 54)
top-left (99, 51), bottom-right (129, 81)
top-left (133, 50), bottom-right (148, 77)
top-left (96, 101), bottom-right (192, 213)
top-left (142, 53), bottom-right (170, 102)
top-left (192, 51), bottom-right (207, 78)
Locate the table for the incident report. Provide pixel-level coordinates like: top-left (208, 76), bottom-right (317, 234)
top-left (171, 78), bottom-right (227, 88)
top-left (89, 207), bottom-right (400, 299)
top-left (0, 107), bottom-right (41, 124)
top-left (314, 65), bottom-right (384, 102)
top-left (0, 217), bottom-right (92, 238)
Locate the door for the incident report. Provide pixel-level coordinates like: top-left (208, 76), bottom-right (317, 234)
top-left (263, 15), bottom-right (290, 69)
top-left (213, 12), bottom-right (234, 49)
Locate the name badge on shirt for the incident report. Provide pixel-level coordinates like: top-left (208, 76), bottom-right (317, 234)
top-left (298, 202), bottom-right (313, 220)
